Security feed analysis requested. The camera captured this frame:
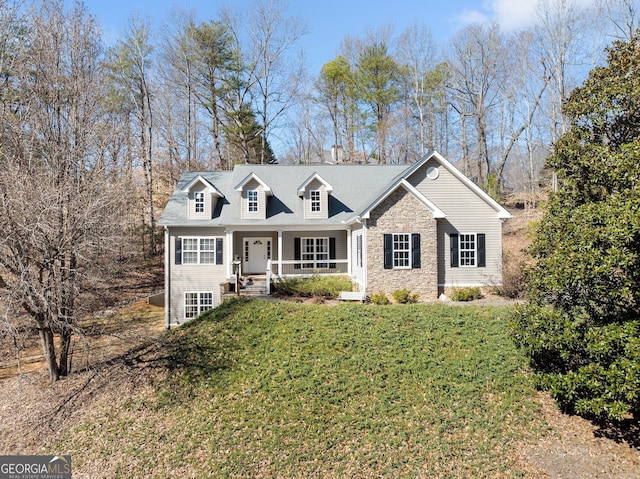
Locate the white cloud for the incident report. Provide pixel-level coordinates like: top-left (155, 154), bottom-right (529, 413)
top-left (455, 0), bottom-right (597, 32)
top-left (489, 0), bottom-right (538, 31)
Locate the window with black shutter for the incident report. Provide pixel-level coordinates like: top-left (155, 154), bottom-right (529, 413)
top-left (451, 233), bottom-right (486, 268)
top-left (384, 233), bottom-right (421, 269)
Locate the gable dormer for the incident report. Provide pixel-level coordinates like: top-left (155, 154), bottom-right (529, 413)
top-left (297, 173), bottom-right (333, 220)
top-left (234, 173), bottom-right (272, 220)
top-left (182, 175), bottom-right (224, 220)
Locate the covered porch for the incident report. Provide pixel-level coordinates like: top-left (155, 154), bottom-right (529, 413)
top-left (225, 228), bottom-right (353, 279)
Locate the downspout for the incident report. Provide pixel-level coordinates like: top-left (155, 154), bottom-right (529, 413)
top-left (164, 226), bottom-right (170, 330)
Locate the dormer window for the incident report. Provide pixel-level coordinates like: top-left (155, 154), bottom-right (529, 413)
top-left (247, 190), bottom-right (258, 213)
top-left (298, 173), bottom-right (333, 220)
top-left (311, 190), bottom-right (321, 212)
top-left (194, 191), bottom-right (205, 213)
top-left (181, 174), bottom-right (224, 220)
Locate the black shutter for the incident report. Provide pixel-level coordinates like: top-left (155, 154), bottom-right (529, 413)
top-left (477, 234), bottom-right (486, 267)
top-left (450, 233), bottom-right (459, 268)
top-left (411, 233), bottom-right (421, 269)
top-left (175, 237), bottom-right (182, 265)
top-left (216, 238), bottom-right (223, 265)
top-left (294, 237), bottom-right (301, 269)
top-left (383, 234), bottom-right (393, 269)
top-left (329, 237), bottom-right (336, 269)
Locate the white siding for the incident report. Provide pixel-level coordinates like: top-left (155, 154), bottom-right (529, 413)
top-left (408, 160), bottom-right (504, 289)
top-left (168, 226), bottom-right (227, 326)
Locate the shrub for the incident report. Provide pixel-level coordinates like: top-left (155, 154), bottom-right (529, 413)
top-left (271, 275), bottom-right (352, 298)
top-left (392, 289), bottom-right (419, 304)
top-left (496, 252), bottom-right (526, 299)
top-left (369, 292), bottom-right (390, 305)
top-left (450, 287), bottom-right (483, 302)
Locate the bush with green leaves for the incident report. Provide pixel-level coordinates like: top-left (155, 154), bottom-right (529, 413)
top-left (392, 288), bottom-right (419, 304)
top-left (511, 35), bottom-right (640, 420)
top-left (369, 292), bottom-right (390, 305)
top-left (271, 275), bottom-right (352, 298)
top-left (450, 287), bottom-right (483, 302)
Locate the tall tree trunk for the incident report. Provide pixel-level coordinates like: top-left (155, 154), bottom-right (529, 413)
top-left (39, 327), bottom-right (59, 381)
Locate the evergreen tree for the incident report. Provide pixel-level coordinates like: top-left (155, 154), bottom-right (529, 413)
top-left (512, 34), bottom-right (640, 420)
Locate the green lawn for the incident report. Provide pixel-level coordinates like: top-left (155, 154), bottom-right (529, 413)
top-left (59, 298), bottom-right (544, 478)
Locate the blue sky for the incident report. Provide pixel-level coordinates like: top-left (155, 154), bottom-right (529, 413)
top-left (83, 0), bottom-right (546, 73)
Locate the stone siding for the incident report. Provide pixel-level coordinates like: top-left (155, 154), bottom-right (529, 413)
top-left (366, 188), bottom-right (438, 301)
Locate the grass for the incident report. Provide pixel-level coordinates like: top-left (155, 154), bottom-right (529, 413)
top-left (56, 298), bottom-right (543, 478)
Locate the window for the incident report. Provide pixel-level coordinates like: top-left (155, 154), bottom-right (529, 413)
top-left (247, 190), bottom-right (258, 212)
top-left (459, 233), bottom-right (476, 266)
top-left (184, 292), bottom-right (213, 319)
top-left (383, 233), bottom-right (420, 269)
top-left (294, 237), bottom-right (335, 269)
top-left (175, 237), bottom-right (223, 265)
top-left (310, 190), bottom-right (321, 212)
top-left (450, 233), bottom-right (486, 268)
top-left (393, 233), bottom-right (411, 269)
top-left (303, 237), bottom-right (328, 268)
top-left (194, 191), bottom-right (205, 213)
top-left (356, 234), bottom-right (363, 268)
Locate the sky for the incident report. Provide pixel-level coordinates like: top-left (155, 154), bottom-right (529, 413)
top-left (83, 0), bottom-right (549, 73)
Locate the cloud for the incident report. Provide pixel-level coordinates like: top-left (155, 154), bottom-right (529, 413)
top-left (455, 0), bottom-right (596, 32)
top-left (456, 8), bottom-right (490, 26)
top-left (489, 0), bottom-right (538, 31)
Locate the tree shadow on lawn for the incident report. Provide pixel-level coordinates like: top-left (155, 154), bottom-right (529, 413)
top-left (593, 417), bottom-right (640, 450)
top-left (151, 298), bottom-right (248, 402)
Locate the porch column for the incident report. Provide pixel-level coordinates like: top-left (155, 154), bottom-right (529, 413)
top-left (347, 228), bottom-right (352, 276)
top-left (277, 230), bottom-right (283, 277)
top-left (362, 220), bottom-right (368, 292)
top-left (226, 229), bottom-right (234, 278)
top-left (164, 227), bottom-right (170, 330)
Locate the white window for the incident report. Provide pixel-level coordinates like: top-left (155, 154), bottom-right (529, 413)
top-left (393, 233), bottom-right (411, 269)
top-left (356, 234), bottom-right (363, 268)
top-left (302, 237), bottom-right (329, 268)
top-left (247, 190), bottom-right (258, 212)
top-left (310, 190), bottom-right (321, 212)
top-left (194, 191), bottom-right (205, 213)
top-left (459, 233), bottom-right (476, 267)
top-left (180, 237), bottom-right (219, 264)
top-left (184, 292), bottom-right (213, 319)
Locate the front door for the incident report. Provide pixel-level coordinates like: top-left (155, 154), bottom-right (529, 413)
top-left (245, 237), bottom-right (270, 273)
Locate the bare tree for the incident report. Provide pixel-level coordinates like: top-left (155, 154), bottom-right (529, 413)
top-left (534, 0), bottom-right (592, 144)
top-left (596, 0), bottom-right (639, 41)
top-left (447, 23), bottom-right (507, 186)
top-left (157, 8), bottom-right (202, 178)
top-left (248, 0), bottom-right (307, 164)
top-left (493, 31), bottom-right (551, 193)
top-left (105, 16), bottom-right (157, 256)
top-left (396, 22), bottom-right (448, 159)
top-left (0, 0), bottom-right (131, 381)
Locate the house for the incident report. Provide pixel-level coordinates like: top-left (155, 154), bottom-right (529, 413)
top-left (158, 151), bottom-right (511, 328)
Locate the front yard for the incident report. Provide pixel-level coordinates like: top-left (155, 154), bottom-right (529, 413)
top-left (1, 297), bottom-right (638, 477)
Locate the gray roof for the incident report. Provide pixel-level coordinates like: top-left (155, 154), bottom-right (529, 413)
top-left (158, 163), bottom-right (408, 227)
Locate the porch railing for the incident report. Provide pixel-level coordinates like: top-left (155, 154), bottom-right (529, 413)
top-left (270, 259), bottom-right (348, 276)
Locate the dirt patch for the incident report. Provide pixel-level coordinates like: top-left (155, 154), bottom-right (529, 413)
top-left (518, 392), bottom-right (640, 478)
